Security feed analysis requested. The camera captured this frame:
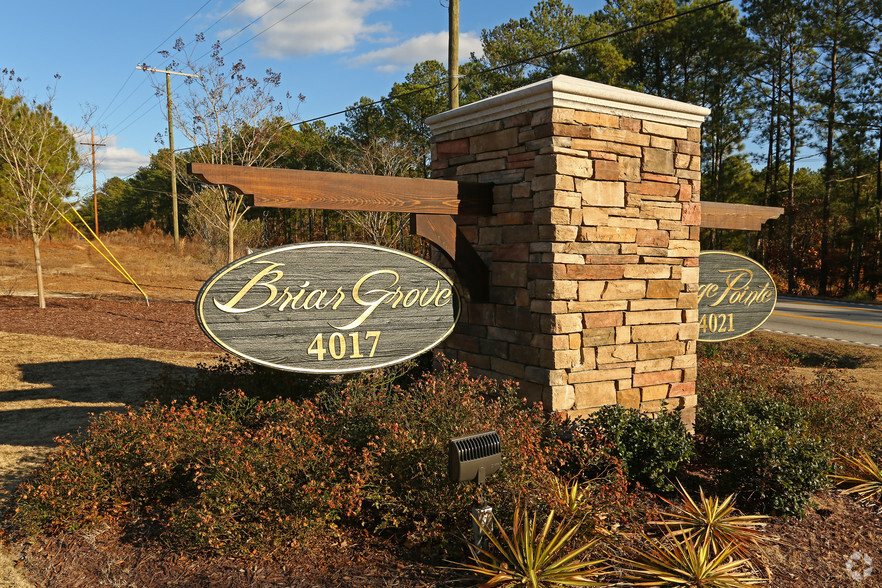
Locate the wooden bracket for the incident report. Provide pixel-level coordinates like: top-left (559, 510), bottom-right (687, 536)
top-left (187, 162), bottom-right (492, 301)
top-left (411, 214), bottom-right (489, 302)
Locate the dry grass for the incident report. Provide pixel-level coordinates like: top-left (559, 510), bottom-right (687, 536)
top-left (0, 227), bottom-right (216, 302)
top-left (757, 332), bottom-right (882, 403)
top-left (0, 332), bottom-right (220, 494)
top-left (0, 229), bottom-right (223, 587)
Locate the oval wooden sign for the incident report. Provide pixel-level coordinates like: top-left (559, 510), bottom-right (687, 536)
top-left (196, 242), bottom-right (461, 373)
top-left (697, 251), bottom-right (777, 342)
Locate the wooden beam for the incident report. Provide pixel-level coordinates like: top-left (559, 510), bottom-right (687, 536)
top-left (700, 202), bottom-right (784, 231)
top-left (188, 162), bottom-right (491, 216)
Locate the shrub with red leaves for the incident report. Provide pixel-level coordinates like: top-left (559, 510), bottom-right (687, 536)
top-left (8, 359), bottom-right (633, 557)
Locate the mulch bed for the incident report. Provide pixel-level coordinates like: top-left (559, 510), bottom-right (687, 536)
top-left (13, 526), bottom-right (457, 587)
top-left (0, 295), bottom-right (216, 352)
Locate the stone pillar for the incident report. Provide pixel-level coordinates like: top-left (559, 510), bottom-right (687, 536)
top-left (427, 75), bottom-right (709, 425)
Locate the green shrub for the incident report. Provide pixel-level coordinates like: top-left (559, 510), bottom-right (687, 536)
top-left (697, 385), bottom-right (832, 516)
top-left (571, 405), bottom-right (694, 493)
top-left (696, 339), bottom-right (882, 516)
top-left (698, 342), bottom-right (882, 458)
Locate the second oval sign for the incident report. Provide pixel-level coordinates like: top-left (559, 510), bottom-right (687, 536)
top-left (196, 242), bottom-right (461, 373)
top-left (698, 250), bottom-right (777, 342)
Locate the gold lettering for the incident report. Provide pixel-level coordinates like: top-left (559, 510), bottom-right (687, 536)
top-left (303, 288), bottom-right (329, 310)
top-left (215, 262), bottom-right (284, 314)
top-left (403, 288), bottom-right (421, 308)
top-left (758, 283), bottom-right (773, 304)
top-left (419, 282), bottom-right (441, 306)
top-left (271, 283), bottom-right (309, 311)
top-left (319, 287), bottom-right (346, 310)
top-left (709, 269), bottom-right (753, 307)
top-left (332, 270), bottom-right (400, 330)
top-left (435, 288), bottom-right (452, 307)
top-left (388, 287), bottom-right (405, 308)
top-left (697, 283), bottom-right (718, 303)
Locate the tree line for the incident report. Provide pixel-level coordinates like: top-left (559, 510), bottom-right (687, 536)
top-left (3, 0), bottom-right (882, 299)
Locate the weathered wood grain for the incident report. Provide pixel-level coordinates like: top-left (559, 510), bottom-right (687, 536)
top-left (701, 202), bottom-right (784, 231)
top-left (196, 243), bottom-right (461, 373)
top-left (188, 163), bottom-right (492, 215)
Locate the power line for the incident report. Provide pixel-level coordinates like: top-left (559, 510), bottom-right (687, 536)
top-left (221, 0), bottom-right (318, 58)
top-left (106, 0), bottom-right (292, 135)
top-left (107, 0), bottom-right (318, 148)
top-left (196, 0), bottom-right (289, 62)
top-left (99, 0), bottom-right (218, 127)
top-left (297, 0), bottom-right (736, 127)
top-left (110, 0), bottom-right (739, 180)
top-left (202, 0), bottom-right (249, 35)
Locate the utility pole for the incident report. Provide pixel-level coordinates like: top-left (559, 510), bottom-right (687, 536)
top-left (80, 127), bottom-right (106, 236)
top-left (136, 65), bottom-right (200, 248)
top-left (448, 0), bottom-right (460, 109)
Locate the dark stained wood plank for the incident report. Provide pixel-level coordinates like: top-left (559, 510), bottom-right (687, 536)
top-left (411, 213), bottom-right (489, 303)
top-left (188, 163), bottom-right (491, 215)
top-left (701, 202), bottom-right (784, 231)
top-left (411, 214), bottom-right (456, 261)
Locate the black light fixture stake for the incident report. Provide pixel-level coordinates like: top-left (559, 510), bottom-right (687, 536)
top-left (448, 431), bottom-right (502, 547)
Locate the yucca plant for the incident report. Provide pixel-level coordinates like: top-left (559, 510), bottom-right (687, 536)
top-left (654, 482), bottom-right (771, 558)
top-left (554, 477), bottom-right (589, 517)
top-left (622, 533), bottom-right (765, 587)
top-left (454, 503), bottom-right (608, 587)
top-left (831, 450), bottom-right (882, 503)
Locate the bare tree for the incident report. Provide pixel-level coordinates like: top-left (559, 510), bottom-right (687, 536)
top-left (0, 70), bottom-right (86, 308)
top-left (152, 36), bottom-right (301, 263)
top-left (325, 135), bottom-right (420, 248)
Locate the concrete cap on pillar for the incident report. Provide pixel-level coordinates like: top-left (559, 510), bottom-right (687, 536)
top-left (426, 75), bottom-right (711, 134)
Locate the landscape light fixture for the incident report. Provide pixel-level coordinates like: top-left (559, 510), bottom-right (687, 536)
top-left (448, 431), bottom-right (502, 546)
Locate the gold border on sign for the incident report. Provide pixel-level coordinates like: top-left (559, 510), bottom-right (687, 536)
top-left (697, 250), bottom-right (778, 343)
top-left (196, 242), bottom-right (462, 373)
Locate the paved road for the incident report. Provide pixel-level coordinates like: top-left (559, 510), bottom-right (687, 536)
top-left (761, 296), bottom-right (882, 348)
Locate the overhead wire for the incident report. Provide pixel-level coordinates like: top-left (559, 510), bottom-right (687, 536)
top-left (194, 0), bottom-right (290, 62)
top-left (297, 0), bottom-right (736, 126)
top-left (202, 0), bottom-right (249, 35)
top-left (105, 0), bottom-right (297, 145)
top-left (109, 0), bottom-right (739, 181)
top-left (99, 0), bottom-right (219, 129)
top-left (221, 0), bottom-right (318, 58)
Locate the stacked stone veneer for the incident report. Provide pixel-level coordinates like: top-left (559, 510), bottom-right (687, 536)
top-left (426, 76), bottom-right (710, 424)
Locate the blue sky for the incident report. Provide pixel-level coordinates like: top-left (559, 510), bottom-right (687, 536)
top-left (0, 0), bottom-right (605, 194)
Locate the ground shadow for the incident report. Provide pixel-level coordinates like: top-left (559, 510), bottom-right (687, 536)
top-left (0, 357), bottom-right (201, 447)
top-left (790, 350), bottom-right (866, 369)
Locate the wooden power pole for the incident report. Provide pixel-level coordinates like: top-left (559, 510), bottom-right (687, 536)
top-left (80, 127), bottom-right (106, 236)
top-left (448, 0), bottom-right (460, 109)
top-left (136, 65), bottom-right (200, 248)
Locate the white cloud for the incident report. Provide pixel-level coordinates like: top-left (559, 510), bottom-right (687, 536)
top-left (348, 30), bottom-right (483, 73)
top-left (97, 135), bottom-right (151, 179)
top-left (223, 0), bottom-right (397, 58)
top-left (73, 133), bottom-right (150, 192)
